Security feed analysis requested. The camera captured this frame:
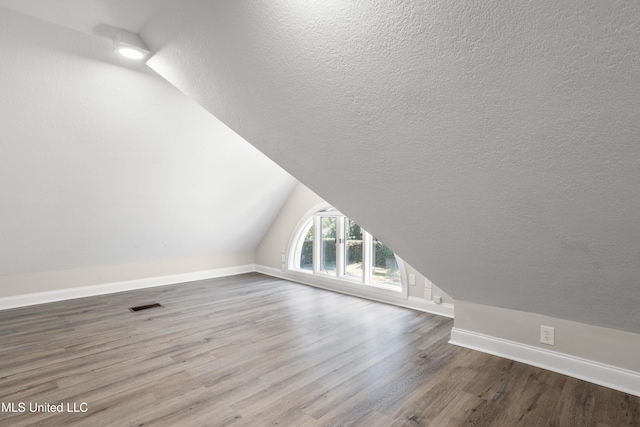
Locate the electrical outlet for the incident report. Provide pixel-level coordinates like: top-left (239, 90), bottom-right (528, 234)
top-left (409, 274), bottom-right (416, 286)
top-left (540, 325), bottom-right (554, 345)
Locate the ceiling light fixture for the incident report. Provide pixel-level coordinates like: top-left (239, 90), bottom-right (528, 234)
top-left (113, 29), bottom-right (149, 60)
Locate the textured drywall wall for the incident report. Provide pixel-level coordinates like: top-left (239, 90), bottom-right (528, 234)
top-left (0, 252), bottom-right (254, 298)
top-left (145, 1), bottom-right (640, 333)
top-left (455, 301), bottom-right (640, 373)
top-left (0, 8), bottom-right (295, 280)
top-left (255, 182), bottom-right (327, 270)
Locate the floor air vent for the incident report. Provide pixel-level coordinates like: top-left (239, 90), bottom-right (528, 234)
top-left (129, 303), bottom-right (163, 312)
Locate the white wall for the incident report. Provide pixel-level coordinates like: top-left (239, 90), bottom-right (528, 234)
top-left (454, 301), bottom-right (640, 373)
top-left (451, 301), bottom-right (640, 396)
top-left (255, 182), bottom-right (326, 271)
top-left (0, 7), bottom-right (295, 296)
top-left (0, 253), bottom-right (254, 300)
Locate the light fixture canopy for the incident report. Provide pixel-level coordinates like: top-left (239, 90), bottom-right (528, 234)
top-left (113, 29), bottom-right (149, 60)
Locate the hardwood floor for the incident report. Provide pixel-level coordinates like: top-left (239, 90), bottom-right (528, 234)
top-left (0, 273), bottom-right (638, 426)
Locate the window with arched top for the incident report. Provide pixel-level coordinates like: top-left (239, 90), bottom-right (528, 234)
top-left (289, 208), bottom-right (403, 292)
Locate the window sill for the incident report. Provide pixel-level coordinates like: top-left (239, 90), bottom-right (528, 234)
top-left (286, 268), bottom-right (407, 299)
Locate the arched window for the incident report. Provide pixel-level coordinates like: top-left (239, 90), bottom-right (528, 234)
top-left (289, 209), bottom-right (403, 292)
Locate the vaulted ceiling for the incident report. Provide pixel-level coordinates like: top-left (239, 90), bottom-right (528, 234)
top-left (0, 4), bottom-right (295, 276)
top-left (2, 1), bottom-right (639, 334)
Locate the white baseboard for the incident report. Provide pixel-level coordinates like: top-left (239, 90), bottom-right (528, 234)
top-left (255, 264), bottom-right (454, 318)
top-left (4, 264), bottom-right (638, 397)
top-left (0, 264), bottom-right (453, 319)
top-left (407, 296), bottom-right (454, 318)
top-left (0, 264), bottom-right (256, 311)
top-left (449, 327), bottom-right (640, 398)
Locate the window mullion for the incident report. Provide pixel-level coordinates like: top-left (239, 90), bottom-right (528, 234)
top-left (336, 216), bottom-right (345, 277)
top-left (312, 215), bottom-right (321, 274)
top-left (363, 230), bottom-right (372, 284)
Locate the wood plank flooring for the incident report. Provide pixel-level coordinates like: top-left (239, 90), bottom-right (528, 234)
top-left (0, 273), bottom-right (638, 426)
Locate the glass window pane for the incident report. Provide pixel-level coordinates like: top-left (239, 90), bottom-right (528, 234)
top-left (298, 221), bottom-right (313, 271)
top-left (371, 237), bottom-right (400, 287)
top-left (320, 217), bottom-right (336, 275)
top-left (345, 219), bottom-right (363, 279)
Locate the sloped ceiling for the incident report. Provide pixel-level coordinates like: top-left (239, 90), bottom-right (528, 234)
top-left (0, 0), bottom-right (171, 35)
top-left (0, 6), bottom-right (296, 276)
top-left (145, 0), bottom-right (640, 334)
top-left (2, 1), bottom-right (639, 335)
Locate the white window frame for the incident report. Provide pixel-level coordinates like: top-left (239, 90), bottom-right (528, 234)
top-left (287, 207), bottom-right (408, 300)
top-left (292, 217), bottom-right (313, 273)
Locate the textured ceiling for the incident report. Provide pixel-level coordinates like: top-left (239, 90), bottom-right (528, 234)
top-left (0, 0), bottom-right (172, 35)
top-left (143, 0), bottom-right (640, 333)
top-left (3, 1), bottom-right (640, 334)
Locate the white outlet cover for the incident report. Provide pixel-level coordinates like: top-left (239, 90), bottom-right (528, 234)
top-left (540, 325), bottom-right (555, 345)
